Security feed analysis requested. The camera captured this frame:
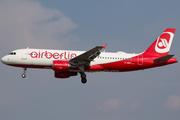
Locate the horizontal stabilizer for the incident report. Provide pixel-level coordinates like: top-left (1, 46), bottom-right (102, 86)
top-left (153, 54), bottom-right (174, 62)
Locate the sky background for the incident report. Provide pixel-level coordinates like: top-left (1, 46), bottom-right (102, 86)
top-left (0, 0), bottom-right (180, 120)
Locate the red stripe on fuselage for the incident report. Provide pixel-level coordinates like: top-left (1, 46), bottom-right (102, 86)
top-left (5, 64), bottom-right (52, 69)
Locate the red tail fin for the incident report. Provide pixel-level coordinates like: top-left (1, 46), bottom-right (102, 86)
top-left (143, 28), bottom-right (176, 56)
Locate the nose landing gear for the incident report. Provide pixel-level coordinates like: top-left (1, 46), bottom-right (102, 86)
top-left (22, 68), bottom-right (27, 78)
top-left (22, 73), bottom-right (26, 78)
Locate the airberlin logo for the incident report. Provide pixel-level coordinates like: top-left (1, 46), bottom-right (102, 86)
top-left (158, 38), bottom-right (168, 48)
top-left (30, 51), bottom-right (77, 59)
top-left (155, 32), bottom-right (174, 53)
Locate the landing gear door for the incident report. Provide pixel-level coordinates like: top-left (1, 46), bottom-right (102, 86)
top-left (22, 49), bottom-right (28, 60)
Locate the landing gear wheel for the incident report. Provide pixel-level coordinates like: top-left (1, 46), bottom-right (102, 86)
top-left (22, 73), bottom-right (26, 78)
top-left (81, 78), bottom-right (87, 84)
top-left (22, 67), bottom-right (27, 78)
top-left (80, 72), bottom-right (87, 84)
top-left (81, 73), bottom-right (86, 78)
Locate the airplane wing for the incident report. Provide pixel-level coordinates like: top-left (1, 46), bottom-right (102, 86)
top-left (69, 44), bottom-right (107, 69)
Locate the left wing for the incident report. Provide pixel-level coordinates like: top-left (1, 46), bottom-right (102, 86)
top-left (69, 44), bottom-right (107, 71)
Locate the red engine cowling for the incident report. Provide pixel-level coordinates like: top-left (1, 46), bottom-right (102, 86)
top-left (55, 71), bottom-right (77, 78)
top-left (53, 60), bottom-right (70, 71)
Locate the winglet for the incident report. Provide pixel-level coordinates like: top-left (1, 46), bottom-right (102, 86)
top-left (102, 44), bottom-right (107, 49)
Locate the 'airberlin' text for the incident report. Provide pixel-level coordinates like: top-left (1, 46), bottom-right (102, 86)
top-left (30, 51), bottom-right (77, 59)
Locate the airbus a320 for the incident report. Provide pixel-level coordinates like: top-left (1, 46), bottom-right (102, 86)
top-left (1, 28), bottom-right (178, 84)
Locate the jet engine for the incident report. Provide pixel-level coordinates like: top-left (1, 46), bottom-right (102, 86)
top-left (52, 60), bottom-right (76, 71)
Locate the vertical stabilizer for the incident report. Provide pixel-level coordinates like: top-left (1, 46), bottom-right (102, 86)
top-left (143, 28), bottom-right (176, 56)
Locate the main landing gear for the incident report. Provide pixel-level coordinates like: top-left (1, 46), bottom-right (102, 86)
top-left (22, 68), bottom-right (27, 78)
top-left (80, 72), bottom-right (87, 84)
top-left (79, 65), bottom-right (87, 84)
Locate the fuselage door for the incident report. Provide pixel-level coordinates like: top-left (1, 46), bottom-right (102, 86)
top-left (22, 49), bottom-right (28, 60)
top-left (138, 55), bottom-right (143, 65)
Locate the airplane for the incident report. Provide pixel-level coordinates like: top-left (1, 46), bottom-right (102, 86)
top-left (1, 28), bottom-right (178, 84)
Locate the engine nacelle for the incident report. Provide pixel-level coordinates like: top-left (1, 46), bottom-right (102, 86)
top-left (53, 60), bottom-right (76, 71)
top-left (55, 71), bottom-right (77, 78)
top-left (53, 60), bottom-right (69, 71)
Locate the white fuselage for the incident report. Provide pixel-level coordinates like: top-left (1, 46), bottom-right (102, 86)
top-left (2, 48), bottom-right (139, 70)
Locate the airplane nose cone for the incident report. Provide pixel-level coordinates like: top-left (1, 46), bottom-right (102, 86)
top-left (1, 56), bottom-right (7, 64)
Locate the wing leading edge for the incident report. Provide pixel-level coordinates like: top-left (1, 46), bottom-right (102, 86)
top-left (69, 44), bottom-right (107, 70)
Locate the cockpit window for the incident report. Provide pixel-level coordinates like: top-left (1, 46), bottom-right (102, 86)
top-left (8, 52), bottom-right (16, 55)
top-left (9, 52), bottom-right (13, 55)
